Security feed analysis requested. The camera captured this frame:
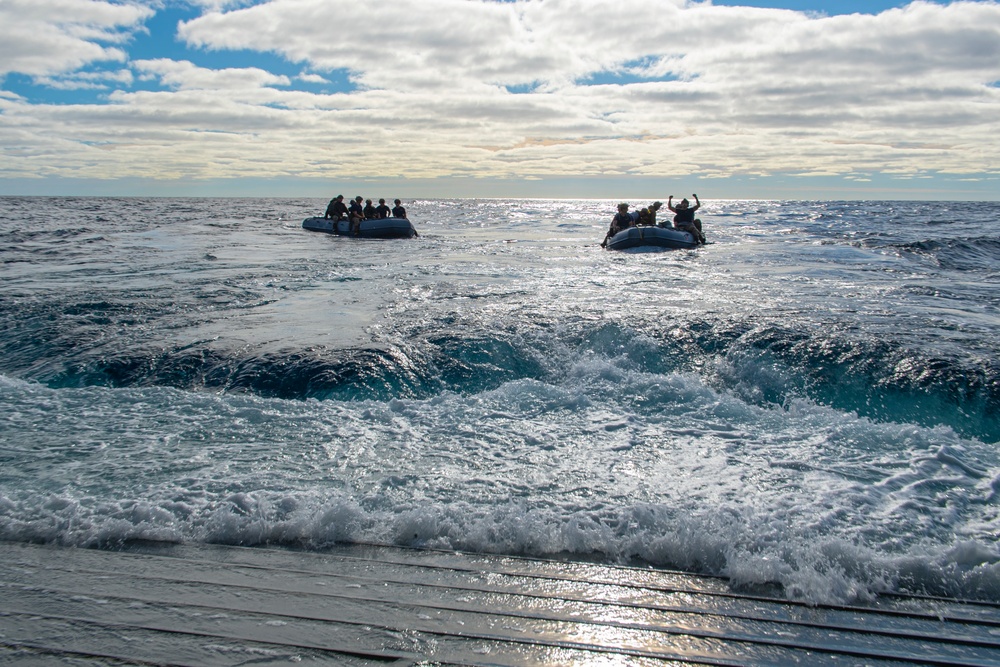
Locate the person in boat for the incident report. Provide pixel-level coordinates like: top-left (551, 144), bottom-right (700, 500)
top-left (668, 194), bottom-right (706, 244)
top-left (391, 199), bottom-right (407, 219)
top-left (389, 199), bottom-right (418, 236)
top-left (601, 203), bottom-right (635, 247)
top-left (324, 195), bottom-right (347, 220)
top-left (638, 201), bottom-right (663, 226)
top-left (375, 198), bottom-right (391, 219)
top-left (348, 196), bottom-right (365, 235)
top-left (363, 199), bottom-right (377, 220)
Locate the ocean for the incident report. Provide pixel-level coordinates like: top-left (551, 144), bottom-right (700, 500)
top-left (1, 196), bottom-right (997, 607)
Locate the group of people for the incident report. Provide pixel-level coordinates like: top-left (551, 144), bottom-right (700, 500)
top-left (601, 194), bottom-right (706, 247)
top-left (324, 195), bottom-right (408, 235)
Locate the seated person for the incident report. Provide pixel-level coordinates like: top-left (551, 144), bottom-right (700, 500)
top-left (601, 203), bottom-right (635, 247)
top-left (375, 198), bottom-right (391, 219)
top-left (348, 196), bottom-right (365, 234)
top-left (324, 195), bottom-right (347, 220)
top-left (391, 199), bottom-right (407, 219)
top-left (638, 201), bottom-right (662, 226)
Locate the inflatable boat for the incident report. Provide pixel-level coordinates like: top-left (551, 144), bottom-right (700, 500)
top-left (605, 225), bottom-right (699, 251)
top-left (302, 217), bottom-right (417, 239)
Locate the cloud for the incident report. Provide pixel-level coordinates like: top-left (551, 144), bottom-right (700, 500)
top-left (296, 72), bottom-right (328, 84)
top-left (134, 59), bottom-right (292, 90)
top-left (1, 0), bottom-right (999, 193)
top-left (0, 0), bottom-right (152, 77)
top-left (176, 0), bottom-right (692, 90)
top-left (32, 67), bottom-right (135, 90)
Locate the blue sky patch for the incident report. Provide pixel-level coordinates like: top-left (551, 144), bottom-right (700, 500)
top-left (581, 57), bottom-right (679, 87)
top-left (710, 1), bottom-right (913, 13)
top-left (505, 82), bottom-right (539, 94)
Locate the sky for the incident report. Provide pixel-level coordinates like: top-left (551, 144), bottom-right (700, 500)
top-left (1, 0), bottom-right (999, 200)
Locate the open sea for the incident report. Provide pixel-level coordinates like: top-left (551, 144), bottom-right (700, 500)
top-left (1, 196), bottom-right (998, 606)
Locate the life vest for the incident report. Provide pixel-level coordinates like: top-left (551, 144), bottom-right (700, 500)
top-left (673, 208), bottom-right (695, 224)
top-left (612, 212), bottom-right (633, 231)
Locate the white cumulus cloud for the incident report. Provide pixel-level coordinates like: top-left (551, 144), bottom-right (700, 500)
top-left (0, 0), bottom-right (153, 77)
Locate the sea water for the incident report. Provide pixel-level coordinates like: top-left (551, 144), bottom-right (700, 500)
top-left (1, 196), bottom-right (997, 605)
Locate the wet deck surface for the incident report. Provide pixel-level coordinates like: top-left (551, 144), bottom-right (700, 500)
top-left (2, 540), bottom-right (1000, 666)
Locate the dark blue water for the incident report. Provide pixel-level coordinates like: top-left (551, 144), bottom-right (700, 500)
top-left (1, 196), bottom-right (998, 604)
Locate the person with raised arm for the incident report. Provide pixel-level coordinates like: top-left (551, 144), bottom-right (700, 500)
top-left (668, 194), bottom-right (706, 244)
